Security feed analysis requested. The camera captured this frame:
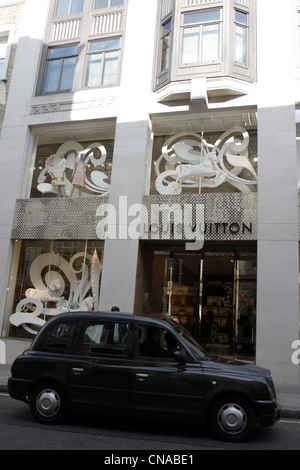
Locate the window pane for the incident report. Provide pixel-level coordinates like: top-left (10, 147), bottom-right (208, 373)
top-left (202, 24), bottom-right (220, 61)
top-left (95, 0), bottom-right (108, 8)
top-left (163, 19), bottom-right (171, 34)
top-left (0, 36), bottom-right (8, 60)
top-left (85, 53), bottom-right (102, 87)
top-left (183, 10), bottom-right (220, 25)
top-left (235, 10), bottom-right (247, 26)
top-left (89, 38), bottom-right (120, 52)
top-left (49, 45), bottom-right (78, 59)
top-left (236, 25), bottom-right (247, 63)
top-left (102, 51), bottom-right (118, 85)
top-left (42, 322), bottom-right (77, 352)
top-left (182, 27), bottom-right (199, 63)
top-left (111, 0), bottom-right (124, 6)
top-left (161, 35), bottom-right (170, 72)
top-left (82, 321), bottom-right (129, 356)
top-left (44, 60), bottom-right (60, 92)
top-left (60, 56), bottom-right (76, 90)
top-left (56, 0), bottom-right (69, 16)
top-left (70, 0), bottom-right (84, 13)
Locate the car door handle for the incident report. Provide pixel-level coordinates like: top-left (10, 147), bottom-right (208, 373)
top-left (72, 367), bottom-right (84, 376)
top-left (136, 373), bottom-right (148, 381)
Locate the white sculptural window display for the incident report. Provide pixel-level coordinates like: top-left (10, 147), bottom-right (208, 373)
top-left (33, 141), bottom-right (112, 198)
top-left (151, 127), bottom-right (257, 195)
top-left (9, 240), bottom-right (104, 337)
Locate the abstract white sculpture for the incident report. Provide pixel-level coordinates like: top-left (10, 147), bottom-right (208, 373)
top-left (9, 249), bottom-right (102, 335)
top-left (155, 127), bottom-right (257, 195)
top-left (37, 141), bottom-right (110, 197)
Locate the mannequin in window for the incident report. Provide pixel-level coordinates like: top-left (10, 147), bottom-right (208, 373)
top-left (57, 152), bottom-right (67, 197)
top-left (71, 152), bottom-right (86, 197)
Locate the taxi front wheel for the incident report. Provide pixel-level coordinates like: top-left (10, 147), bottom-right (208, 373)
top-left (208, 395), bottom-right (257, 442)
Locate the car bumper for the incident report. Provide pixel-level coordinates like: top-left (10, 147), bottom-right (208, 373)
top-left (254, 399), bottom-right (281, 427)
top-left (8, 377), bottom-right (33, 403)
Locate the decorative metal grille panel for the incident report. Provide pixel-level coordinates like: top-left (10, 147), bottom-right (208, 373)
top-left (141, 193), bottom-right (257, 241)
top-left (51, 19), bottom-right (81, 42)
top-left (11, 193), bottom-right (257, 242)
top-left (91, 12), bottom-right (123, 35)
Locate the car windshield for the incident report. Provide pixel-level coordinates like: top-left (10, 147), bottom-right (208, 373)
top-left (171, 322), bottom-right (210, 361)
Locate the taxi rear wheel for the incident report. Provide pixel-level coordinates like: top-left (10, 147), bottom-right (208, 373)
top-left (30, 381), bottom-right (67, 424)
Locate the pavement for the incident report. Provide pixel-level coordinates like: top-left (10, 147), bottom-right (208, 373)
top-left (0, 364), bottom-right (299, 419)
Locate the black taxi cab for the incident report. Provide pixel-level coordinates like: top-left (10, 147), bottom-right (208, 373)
top-left (8, 312), bottom-right (280, 442)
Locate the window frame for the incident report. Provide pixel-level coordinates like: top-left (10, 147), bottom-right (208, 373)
top-left (0, 28), bottom-right (13, 81)
top-left (84, 36), bottom-right (122, 88)
top-left (159, 16), bottom-right (172, 75)
top-left (180, 7), bottom-right (223, 67)
top-left (234, 8), bottom-right (249, 66)
top-left (54, 0), bottom-right (84, 17)
top-left (94, 0), bottom-right (124, 10)
top-left (42, 43), bottom-right (79, 94)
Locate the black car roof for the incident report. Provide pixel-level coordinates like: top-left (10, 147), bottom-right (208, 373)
top-left (40, 311), bottom-right (177, 326)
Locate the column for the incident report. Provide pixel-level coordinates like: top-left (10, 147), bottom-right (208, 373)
top-left (98, 0), bottom-right (158, 312)
top-left (256, 0), bottom-right (300, 385)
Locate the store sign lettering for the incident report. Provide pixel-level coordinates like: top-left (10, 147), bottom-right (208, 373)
top-left (0, 341), bottom-right (6, 365)
top-left (291, 340), bottom-right (300, 365)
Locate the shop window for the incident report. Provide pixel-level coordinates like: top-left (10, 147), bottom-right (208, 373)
top-left (85, 38), bottom-right (121, 88)
top-left (30, 140), bottom-right (113, 198)
top-left (55, 0), bottom-right (84, 17)
top-left (150, 129), bottom-right (258, 196)
top-left (42, 44), bottom-right (78, 93)
top-left (181, 9), bottom-right (222, 65)
top-left (9, 240), bottom-right (104, 339)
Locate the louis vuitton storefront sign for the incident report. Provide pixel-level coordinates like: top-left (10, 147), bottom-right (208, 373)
top-left (11, 193), bottom-right (257, 243)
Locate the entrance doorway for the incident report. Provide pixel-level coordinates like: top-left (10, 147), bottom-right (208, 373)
top-left (146, 246), bottom-right (256, 360)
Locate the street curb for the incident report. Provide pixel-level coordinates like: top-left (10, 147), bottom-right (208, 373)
top-left (280, 409), bottom-right (300, 419)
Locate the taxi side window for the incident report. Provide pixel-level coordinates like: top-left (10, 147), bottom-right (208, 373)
top-left (138, 325), bottom-right (179, 359)
top-left (39, 321), bottom-right (77, 352)
top-left (81, 321), bottom-right (129, 356)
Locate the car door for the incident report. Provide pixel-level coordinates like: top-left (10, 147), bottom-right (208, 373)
top-left (68, 319), bottom-right (133, 414)
top-left (132, 322), bottom-right (205, 422)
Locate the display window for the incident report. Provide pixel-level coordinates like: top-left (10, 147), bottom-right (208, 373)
top-left (150, 129), bottom-right (258, 196)
top-left (30, 140), bottom-right (114, 199)
top-left (139, 243), bottom-right (256, 360)
top-left (8, 239), bottom-right (104, 338)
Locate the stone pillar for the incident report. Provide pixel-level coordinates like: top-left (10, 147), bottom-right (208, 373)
top-left (0, 0), bottom-right (50, 335)
top-left (256, 0), bottom-right (300, 385)
top-left (98, 0), bottom-right (158, 312)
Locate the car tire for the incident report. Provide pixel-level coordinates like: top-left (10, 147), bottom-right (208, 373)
top-left (208, 395), bottom-right (257, 442)
top-left (30, 381), bottom-right (67, 424)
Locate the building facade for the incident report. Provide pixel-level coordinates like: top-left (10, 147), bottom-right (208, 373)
top-left (0, 0), bottom-right (299, 386)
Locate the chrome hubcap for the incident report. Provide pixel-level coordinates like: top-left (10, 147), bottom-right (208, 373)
top-left (217, 403), bottom-right (247, 434)
top-left (36, 389), bottom-right (60, 417)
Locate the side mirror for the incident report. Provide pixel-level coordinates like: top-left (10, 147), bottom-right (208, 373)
top-left (174, 349), bottom-right (187, 364)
